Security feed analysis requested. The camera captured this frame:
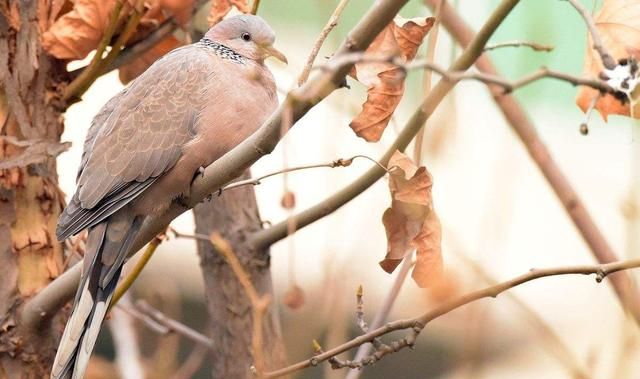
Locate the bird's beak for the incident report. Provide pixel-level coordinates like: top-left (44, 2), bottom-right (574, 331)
top-left (263, 45), bottom-right (288, 64)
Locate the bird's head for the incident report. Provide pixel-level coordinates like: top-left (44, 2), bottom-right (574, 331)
top-left (205, 14), bottom-right (287, 64)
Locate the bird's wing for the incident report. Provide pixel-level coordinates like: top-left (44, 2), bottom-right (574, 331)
top-left (57, 46), bottom-right (211, 240)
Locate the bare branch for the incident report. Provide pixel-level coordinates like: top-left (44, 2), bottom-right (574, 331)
top-left (484, 40), bottom-right (554, 52)
top-left (297, 0), bottom-right (351, 86)
top-left (317, 53), bottom-right (617, 94)
top-left (219, 155), bottom-right (388, 193)
top-left (264, 258), bottom-right (640, 378)
top-left (427, 0), bottom-right (640, 324)
top-left (455, 251), bottom-right (593, 379)
top-left (108, 235), bottom-right (164, 311)
top-left (563, 0), bottom-right (616, 69)
top-left (345, 257), bottom-right (413, 379)
top-left (251, 0), bottom-right (261, 15)
top-left (121, 300), bottom-right (215, 349)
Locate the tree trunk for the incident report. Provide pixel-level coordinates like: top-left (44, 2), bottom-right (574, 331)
top-left (193, 172), bottom-right (287, 379)
top-left (0, 2), bottom-right (69, 377)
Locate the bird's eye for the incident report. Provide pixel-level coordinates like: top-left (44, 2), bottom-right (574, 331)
top-left (241, 33), bottom-right (251, 41)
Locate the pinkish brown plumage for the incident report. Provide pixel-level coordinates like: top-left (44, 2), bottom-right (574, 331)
top-left (52, 15), bottom-right (285, 379)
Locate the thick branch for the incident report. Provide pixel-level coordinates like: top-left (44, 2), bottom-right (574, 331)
top-left (22, 0), bottom-right (411, 331)
top-left (264, 258), bottom-right (640, 378)
top-left (425, 0), bottom-right (640, 323)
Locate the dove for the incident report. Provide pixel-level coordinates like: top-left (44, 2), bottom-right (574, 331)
top-left (51, 14), bottom-right (286, 379)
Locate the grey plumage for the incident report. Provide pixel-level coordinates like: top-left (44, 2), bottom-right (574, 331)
top-left (52, 14), bottom-right (285, 379)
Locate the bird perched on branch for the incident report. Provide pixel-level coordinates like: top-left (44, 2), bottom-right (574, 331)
top-left (51, 14), bottom-right (286, 379)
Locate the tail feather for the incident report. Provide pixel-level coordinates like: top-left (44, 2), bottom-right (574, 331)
top-left (51, 212), bottom-right (141, 379)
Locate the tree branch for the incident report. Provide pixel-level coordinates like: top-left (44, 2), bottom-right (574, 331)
top-left (219, 155), bottom-right (387, 193)
top-left (297, 0), bottom-right (351, 86)
top-left (121, 300), bottom-right (215, 349)
top-left (484, 40), bottom-right (554, 52)
top-left (22, 0), bottom-right (412, 335)
top-left (425, 0), bottom-right (640, 324)
top-left (263, 258), bottom-right (640, 378)
top-left (563, 0), bottom-right (616, 70)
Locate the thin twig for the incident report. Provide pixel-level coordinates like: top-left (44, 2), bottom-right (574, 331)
top-left (317, 53), bottom-right (617, 94)
top-left (563, 0), bottom-right (616, 69)
top-left (209, 233), bottom-right (271, 376)
top-left (251, 0), bottom-right (261, 15)
top-left (96, 0), bottom-right (146, 76)
top-left (124, 300), bottom-right (215, 349)
top-left (484, 40), bottom-right (554, 52)
top-left (109, 236), bottom-right (163, 311)
top-left (264, 258), bottom-right (640, 378)
top-left (456, 252), bottom-right (593, 379)
top-left (579, 93), bottom-right (600, 135)
top-left (345, 257), bottom-right (413, 379)
top-left (354, 286), bottom-right (387, 350)
top-left (297, 0), bottom-right (351, 86)
top-left (413, 0), bottom-right (443, 163)
top-left (64, 0), bottom-right (125, 100)
top-left (219, 155), bottom-right (388, 193)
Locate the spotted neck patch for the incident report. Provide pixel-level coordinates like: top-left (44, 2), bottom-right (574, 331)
top-left (199, 38), bottom-right (247, 64)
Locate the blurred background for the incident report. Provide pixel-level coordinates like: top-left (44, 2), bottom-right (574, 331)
top-left (57, 0), bottom-right (640, 378)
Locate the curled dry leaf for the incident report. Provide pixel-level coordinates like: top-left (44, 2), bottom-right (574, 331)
top-left (576, 0), bottom-right (640, 120)
top-left (380, 150), bottom-right (442, 288)
top-left (282, 284), bottom-right (305, 310)
top-left (349, 17), bottom-right (434, 142)
top-left (208, 0), bottom-right (250, 26)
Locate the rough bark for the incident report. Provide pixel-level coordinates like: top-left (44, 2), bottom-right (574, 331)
top-left (193, 172), bottom-right (287, 379)
top-left (0, 2), bottom-right (69, 378)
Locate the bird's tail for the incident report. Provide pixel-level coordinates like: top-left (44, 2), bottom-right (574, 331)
top-left (51, 212), bottom-right (142, 379)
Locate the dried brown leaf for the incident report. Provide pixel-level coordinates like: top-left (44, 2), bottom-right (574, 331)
top-left (380, 150), bottom-right (442, 288)
top-left (349, 17), bottom-right (434, 142)
top-left (576, 0), bottom-right (640, 119)
top-left (118, 35), bottom-right (182, 83)
top-left (208, 0), bottom-right (250, 26)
